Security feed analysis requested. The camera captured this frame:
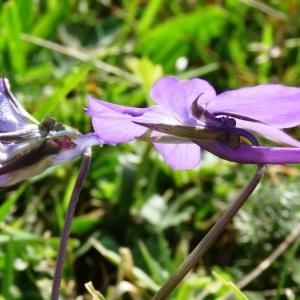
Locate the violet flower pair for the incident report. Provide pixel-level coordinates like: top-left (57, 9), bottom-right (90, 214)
top-left (2, 76), bottom-right (300, 300)
top-left (2, 75), bottom-right (300, 186)
top-left (87, 76), bottom-right (300, 168)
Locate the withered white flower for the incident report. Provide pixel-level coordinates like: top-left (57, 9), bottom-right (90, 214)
top-left (0, 78), bottom-right (100, 186)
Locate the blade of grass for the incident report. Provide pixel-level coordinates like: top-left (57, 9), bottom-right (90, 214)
top-left (26, 0), bottom-right (69, 53)
top-left (21, 33), bottom-right (137, 82)
top-left (34, 64), bottom-right (91, 120)
top-left (138, 240), bottom-right (166, 284)
top-left (2, 1), bottom-right (26, 74)
top-left (2, 236), bottom-right (15, 299)
top-left (0, 183), bottom-right (27, 222)
top-left (54, 171), bottom-right (77, 231)
top-left (213, 271), bottom-right (249, 300)
top-left (138, 0), bottom-right (164, 34)
top-left (91, 238), bottom-right (160, 292)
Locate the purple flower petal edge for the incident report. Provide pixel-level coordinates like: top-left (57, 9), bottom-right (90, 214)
top-left (154, 142), bottom-right (201, 169)
top-left (87, 97), bottom-right (148, 144)
top-left (150, 76), bottom-right (216, 125)
top-left (87, 97), bottom-right (180, 144)
top-left (207, 84), bottom-right (300, 128)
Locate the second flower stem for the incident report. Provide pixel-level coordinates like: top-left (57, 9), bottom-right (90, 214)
top-left (51, 148), bottom-right (92, 300)
top-left (152, 164), bottom-right (265, 300)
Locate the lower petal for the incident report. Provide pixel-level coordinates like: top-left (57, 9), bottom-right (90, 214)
top-left (153, 142), bottom-right (201, 170)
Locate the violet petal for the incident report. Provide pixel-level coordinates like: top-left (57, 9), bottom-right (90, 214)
top-left (88, 97), bottom-right (148, 143)
top-left (154, 142), bottom-right (201, 170)
top-left (87, 97), bottom-right (148, 117)
top-left (88, 98), bottom-right (179, 144)
top-left (150, 76), bottom-right (216, 125)
top-left (207, 84), bottom-right (300, 128)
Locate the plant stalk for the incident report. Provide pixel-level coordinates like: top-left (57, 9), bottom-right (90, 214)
top-left (152, 164), bottom-right (265, 300)
top-left (51, 148), bottom-right (92, 300)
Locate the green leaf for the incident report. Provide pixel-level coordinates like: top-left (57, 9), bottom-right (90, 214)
top-left (71, 215), bottom-right (99, 234)
top-left (85, 281), bottom-right (106, 300)
top-left (213, 270), bottom-right (249, 300)
top-left (26, 0), bottom-right (70, 53)
top-left (125, 56), bottom-right (163, 97)
top-left (138, 240), bottom-right (167, 284)
top-left (0, 183), bottom-right (27, 222)
top-left (138, 0), bottom-right (164, 34)
top-left (291, 259), bottom-right (300, 284)
top-left (15, 0), bottom-right (34, 31)
top-left (137, 7), bottom-right (226, 71)
top-left (92, 238), bottom-right (160, 292)
top-left (2, 0), bottom-right (26, 74)
top-left (2, 236), bottom-right (15, 299)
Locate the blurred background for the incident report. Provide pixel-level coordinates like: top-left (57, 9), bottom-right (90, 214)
top-left (1, 0), bottom-right (300, 299)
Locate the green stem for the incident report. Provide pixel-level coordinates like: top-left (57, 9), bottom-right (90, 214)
top-left (152, 164), bottom-right (265, 300)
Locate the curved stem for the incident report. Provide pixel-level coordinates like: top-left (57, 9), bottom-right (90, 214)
top-left (51, 148), bottom-right (92, 300)
top-left (152, 164), bottom-right (265, 300)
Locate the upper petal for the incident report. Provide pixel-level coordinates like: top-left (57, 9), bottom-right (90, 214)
top-left (87, 97), bottom-right (179, 144)
top-left (150, 77), bottom-right (216, 125)
top-left (154, 142), bottom-right (201, 170)
top-left (198, 141), bottom-right (300, 164)
top-left (87, 97), bottom-right (148, 117)
top-left (207, 84), bottom-right (300, 128)
top-left (88, 97), bottom-right (148, 144)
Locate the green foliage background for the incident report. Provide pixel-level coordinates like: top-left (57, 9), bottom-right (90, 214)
top-left (1, 0), bottom-right (300, 299)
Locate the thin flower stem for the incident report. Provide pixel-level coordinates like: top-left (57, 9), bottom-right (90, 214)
top-left (152, 163), bottom-right (265, 300)
top-left (51, 148), bottom-right (92, 300)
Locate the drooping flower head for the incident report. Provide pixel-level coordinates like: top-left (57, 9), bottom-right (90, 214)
top-left (0, 78), bottom-right (100, 186)
top-left (87, 76), bottom-right (300, 169)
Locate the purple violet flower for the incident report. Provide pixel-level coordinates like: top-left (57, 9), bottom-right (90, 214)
top-left (87, 76), bottom-right (300, 169)
top-left (0, 78), bottom-right (100, 186)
